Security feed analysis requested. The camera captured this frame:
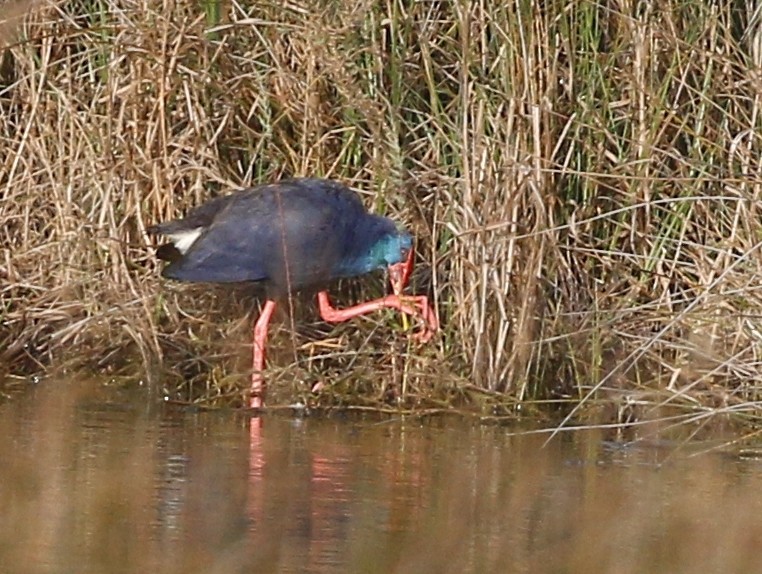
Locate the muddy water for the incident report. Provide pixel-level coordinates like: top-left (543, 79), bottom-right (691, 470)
top-left (1, 380), bottom-right (761, 574)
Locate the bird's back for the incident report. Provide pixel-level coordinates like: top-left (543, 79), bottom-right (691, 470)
top-left (151, 178), bottom-right (371, 295)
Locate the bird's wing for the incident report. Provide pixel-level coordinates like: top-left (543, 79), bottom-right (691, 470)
top-left (155, 179), bottom-right (369, 286)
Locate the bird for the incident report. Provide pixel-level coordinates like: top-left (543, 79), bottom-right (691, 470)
top-left (148, 177), bottom-right (438, 408)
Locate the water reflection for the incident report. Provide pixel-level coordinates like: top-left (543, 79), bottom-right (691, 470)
top-left (1, 379), bottom-right (761, 573)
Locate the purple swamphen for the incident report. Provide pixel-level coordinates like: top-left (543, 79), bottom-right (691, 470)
top-left (149, 178), bottom-right (438, 408)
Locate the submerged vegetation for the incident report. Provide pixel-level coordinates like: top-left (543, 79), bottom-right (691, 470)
top-left (2, 0), bottom-right (762, 427)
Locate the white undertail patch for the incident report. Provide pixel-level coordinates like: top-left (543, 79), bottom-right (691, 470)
top-left (168, 228), bottom-right (203, 254)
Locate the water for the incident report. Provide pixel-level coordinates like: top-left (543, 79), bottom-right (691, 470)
top-left (1, 378), bottom-right (761, 573)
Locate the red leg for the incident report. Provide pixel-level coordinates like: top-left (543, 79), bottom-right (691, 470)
top-left (250, 299), bottom-right (277, 409)
top-left (316, 248), bottom-right (438, 341)
top-left (317, 291), bottom-right (438, 343)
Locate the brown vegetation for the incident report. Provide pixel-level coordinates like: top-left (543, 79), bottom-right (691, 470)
top-left (2, 1), bottom-right (762, 425)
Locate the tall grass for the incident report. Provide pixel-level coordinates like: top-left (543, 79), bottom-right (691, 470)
top-left (2, 1), bottom-right (762, 423)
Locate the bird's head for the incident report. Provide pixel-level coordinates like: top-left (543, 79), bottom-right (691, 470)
top-left (347, 216), bottom-right (414, 294)
top-left (372, 230), bottom-right (414, 296)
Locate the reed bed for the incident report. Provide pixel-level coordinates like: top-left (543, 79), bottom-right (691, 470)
top-left (2, 0), bottom-right (762, 427)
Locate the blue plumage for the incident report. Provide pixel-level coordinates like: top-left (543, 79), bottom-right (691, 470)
top-left (149, 178), bottom-right (411, 296)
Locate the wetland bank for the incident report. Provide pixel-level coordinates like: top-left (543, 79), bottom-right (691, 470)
top-left (3, 3), bottom-right (762, 429)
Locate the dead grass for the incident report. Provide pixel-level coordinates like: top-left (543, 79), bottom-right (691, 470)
top-left (2, 1), bottom-right (762, 428)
